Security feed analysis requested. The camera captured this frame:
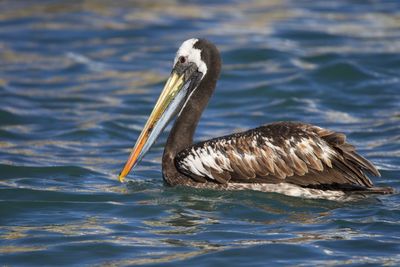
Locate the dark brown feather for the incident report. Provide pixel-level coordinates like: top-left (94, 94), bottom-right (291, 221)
top-left (175, 122), bottom-right (384, 191)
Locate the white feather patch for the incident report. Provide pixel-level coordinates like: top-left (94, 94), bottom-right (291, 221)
top-left (297, 138), bottom-right (315, 155)
top-left (225, 183), bottom-right (347, 201)
top-left (174, 38), bottom-right (208, 77)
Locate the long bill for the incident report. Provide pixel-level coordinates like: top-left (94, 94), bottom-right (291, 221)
top-left (118, 72), bottom-right (187, 182)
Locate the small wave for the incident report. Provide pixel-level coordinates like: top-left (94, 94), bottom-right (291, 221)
top-left (66, 52), bottom-right (107, 72)
top-left (0, 164), bottom-right (99, 179)
top-left (311, 60), bottom-right (374, 83)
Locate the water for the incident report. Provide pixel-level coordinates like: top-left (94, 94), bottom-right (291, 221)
top-left (1, 0), bottom-right (400, 266)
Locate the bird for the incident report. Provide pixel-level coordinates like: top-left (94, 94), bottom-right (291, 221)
top-left (118, 38), bottom-right (393, 200)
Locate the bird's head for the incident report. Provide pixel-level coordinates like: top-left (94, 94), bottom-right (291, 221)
top-left (119, 38), bottom-right (220, 181)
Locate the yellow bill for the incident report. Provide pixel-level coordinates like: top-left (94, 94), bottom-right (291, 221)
top-left (119, 72), bottom-right (185, 182)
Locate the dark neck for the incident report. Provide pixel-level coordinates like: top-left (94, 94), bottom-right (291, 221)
top-left (162, 44), bottom-right (221, 185)
top-left (165, 75), bottom-right (215, 156)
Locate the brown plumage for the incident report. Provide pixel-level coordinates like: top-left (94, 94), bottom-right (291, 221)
top-left (175, 122), bottom-right (392, 194)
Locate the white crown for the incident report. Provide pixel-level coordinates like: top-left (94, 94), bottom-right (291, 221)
top-left (174, 38), bottom-right (208, 77)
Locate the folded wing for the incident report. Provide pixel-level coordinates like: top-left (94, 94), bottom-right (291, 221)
top-left (175, 122), bottom-right (379, 188)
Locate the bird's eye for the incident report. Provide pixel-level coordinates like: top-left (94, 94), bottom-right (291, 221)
top-left (179, 56), bottom-right (186, 64)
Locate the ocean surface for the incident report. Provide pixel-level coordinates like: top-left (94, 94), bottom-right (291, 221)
top-left (1, 0), bottom-right (400, 266)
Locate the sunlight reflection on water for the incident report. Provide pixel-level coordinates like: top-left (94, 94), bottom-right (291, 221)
top-left (0, 0), bottom-right (400, 266)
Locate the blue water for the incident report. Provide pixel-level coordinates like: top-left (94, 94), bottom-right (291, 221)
top-left (1, 1), bottom-right (400, 266)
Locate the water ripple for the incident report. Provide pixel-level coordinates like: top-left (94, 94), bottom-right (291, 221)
top-left (0, 0), bottom-right (400, 266)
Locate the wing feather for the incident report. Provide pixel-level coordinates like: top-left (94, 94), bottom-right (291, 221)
top-left (175, 122), bottom-right (378, 189)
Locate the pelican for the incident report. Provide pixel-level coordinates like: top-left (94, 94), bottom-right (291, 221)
top-left (119, 38), bottom-right (393, 199)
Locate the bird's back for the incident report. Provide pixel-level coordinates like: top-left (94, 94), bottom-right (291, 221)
top-left (175, 121), bottom-right (392, 193)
